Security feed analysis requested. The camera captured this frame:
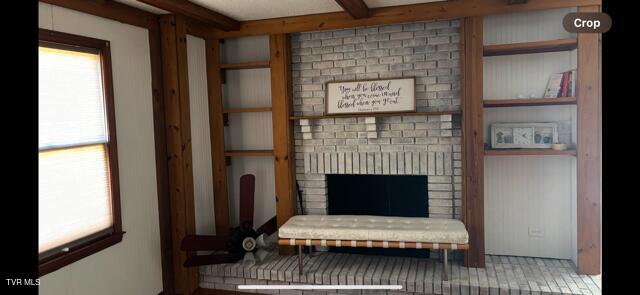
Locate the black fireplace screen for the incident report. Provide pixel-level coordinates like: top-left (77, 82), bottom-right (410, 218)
top-left (327, 174), bottom-right (429, 257)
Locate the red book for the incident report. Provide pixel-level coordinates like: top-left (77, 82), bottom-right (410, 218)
top-left (560, 71), bottom-right (570, 97)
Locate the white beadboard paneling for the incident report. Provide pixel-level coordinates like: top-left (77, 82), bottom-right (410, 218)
top-left (224, 112), bottom-right (274, 150)
top-left (484, 156), bottom-right (574, 259)
top-left (483, 8), bottom-right (580, 261)
top-left (220, 35), bottom-right (270, 64)
top-left (187, 35), bottom-right (216, 235)
top-left (483, 50), bottom-right (577, 99)
top-left (222, 68), bottom-right (272, 108)
top-left (226, 157), bottom-right (277, 229)
top-left (484, 105), bottom-right (577, 146)
top-left (483, 7), bottom-right (576, 45)
top-left (39, 3), bottom-right (162, 295)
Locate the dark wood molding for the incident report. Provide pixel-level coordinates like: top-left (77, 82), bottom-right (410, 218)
top-left (483, 97), bottom-right (577, 107)
top-left (270, 34), bottom-right (296, 256)
top-left (214, 0), bottom-right (601, 38)
top-left (159, 14), bottom-right (198, 294)
top-left (220, 60), bottom-right (270, 69)
top-left (138, 0), bottom-right (239, 30)
top-left (38, 28), bottom-right (123, 276)
top-left (484, 149), bottom-right (577, 157)
top-left (483, 38), bottom-right (577, 56)
top-left (461, 16), bottom-right (485, 268)
top-left (576, 5), bottom-right (602, 275)
top-left (149, 20), bottom-right (176, 295)
top-left (335, 0), bottom-right (370, 19)
top-left (40, 0), bottom-right (158, 29)
top-left (205, 39), bottom-right (232, 237)
top-left (508, 0), bottom-right (529, 4)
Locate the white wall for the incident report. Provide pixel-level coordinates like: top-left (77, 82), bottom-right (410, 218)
top-left (222, 37), bottom-right (277, 229)
top-left (483, 8), bottom-right (578, 262)
top-left (39, 3), bottom-right (163, 294)
top-left (187, 35), bottom-right (217, 236)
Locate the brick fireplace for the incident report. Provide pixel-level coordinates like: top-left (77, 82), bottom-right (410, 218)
top-left (290, 19), bottom-right (463, 224)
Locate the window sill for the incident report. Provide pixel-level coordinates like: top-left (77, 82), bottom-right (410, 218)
top-left (39, 231), bottom-right (124, 276)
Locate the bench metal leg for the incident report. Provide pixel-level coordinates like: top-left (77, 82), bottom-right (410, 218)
top-left (298, 245), bottom-right (303, 275)
top-left (442, 249), bottom-right (449, 281)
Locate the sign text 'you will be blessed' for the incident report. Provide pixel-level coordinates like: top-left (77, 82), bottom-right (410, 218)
top-left (325, 78), bottom-right (415, 115)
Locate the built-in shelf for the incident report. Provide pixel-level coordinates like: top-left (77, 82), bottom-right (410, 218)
top-left (220, 60), bottom-right (270, 70)
top-left (224, 150), bottom-right (274, 157)
top-left (483, 38), bottom-right (577, 57)
top-left (289, 110), bottom-right (460, 120)
top-left (483, 97), bottom-right (576, 108)
top-left (223, 107), bottom-right (272, 114)
top-left (484, 148), bottom-right (576, 157)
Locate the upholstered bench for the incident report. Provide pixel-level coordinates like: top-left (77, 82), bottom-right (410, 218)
top-left (278, 215), bottom-right (469, 281)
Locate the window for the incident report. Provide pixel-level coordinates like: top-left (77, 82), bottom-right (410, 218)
top-left (38, 29), bottom-right (122, 276)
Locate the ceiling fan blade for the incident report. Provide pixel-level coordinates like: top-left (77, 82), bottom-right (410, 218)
top-left (239, 174), bottom-right (255, 229)
top-left (181, 235), bottom-right (228, 251)
top-left (183, 253), bottom-right (243, 267)
top-left (256, 216), bottom-right (278, 236)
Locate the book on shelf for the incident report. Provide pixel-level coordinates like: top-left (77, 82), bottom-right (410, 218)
top-left (543, 69), bottom-right (576, 98)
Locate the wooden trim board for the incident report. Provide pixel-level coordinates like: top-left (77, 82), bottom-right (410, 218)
top-left (159, 14), bottom-right (198, 294)
top-left (576, 5), bottom-right (602, 275)
top-left (148, 20), bottom-right (175, 295)
top-left (39, 0), bottom-right (158, 29)
top-left (270, 34), bottom-right (297, 256)
top-left (205, 39), bottom-right (232, 237)
top-left (461, 16), bottom-right (485, 268)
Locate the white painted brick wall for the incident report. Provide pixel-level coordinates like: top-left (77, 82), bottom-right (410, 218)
top-left (291, 19), bottom-right (462, 221)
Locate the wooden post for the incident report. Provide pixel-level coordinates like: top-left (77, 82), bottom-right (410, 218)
top-left (159, 14), bottom-right (198, 294)
top-left (270, 34), bottom-right (296, 255)
top-left (204, 38), bottom-right (231, 237)
top-left (148, 20), bottom-right (175, 294)
top-left (461, 16), bottom-right (485, 268)
top-left (577, 5), bottom-right (602, 275)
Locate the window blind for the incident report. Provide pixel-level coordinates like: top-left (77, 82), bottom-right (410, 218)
top-left (38, 46), bottom-right (113, 254)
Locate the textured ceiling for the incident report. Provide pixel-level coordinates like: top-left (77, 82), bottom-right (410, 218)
top-left (116, 0), bottom-right (445, 21)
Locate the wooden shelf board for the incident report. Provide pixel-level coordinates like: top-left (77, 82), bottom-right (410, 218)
top-left (223, 107), bottom-right (272, 114)
top-left (224, 150), bottom-right (274, 157)
top-left (219, 60), bottom-right (270, 70)
top-left (483, 39), bottom-right (577, 57)
top-left (484, 148), bottom-right (576, 157)
top-left (483, 97), bottom-right (576, 107)
top-left (290, 110), bottom-right (460, 120)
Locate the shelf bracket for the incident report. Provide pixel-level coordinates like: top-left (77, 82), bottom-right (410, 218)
top-left (225, 156), bottom-right (231, 166)
top-left (223, 113), bottom-right (229, 126)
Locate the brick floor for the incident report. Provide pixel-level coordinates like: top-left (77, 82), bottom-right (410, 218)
top-left (199, 253), bottom-right (601, 295)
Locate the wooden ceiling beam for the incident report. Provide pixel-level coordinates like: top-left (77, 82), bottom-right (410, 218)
top-left (335, 0), bottom-right (370, 19)
top-left (214, 0), bottom-right (600, 38)
top-left (137, 0), bottom-right (239, 31)
top-left (40, 0), bottom-right (158, 29)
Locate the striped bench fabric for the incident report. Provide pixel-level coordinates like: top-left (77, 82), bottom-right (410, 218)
top-left (278, 215), bottom-right (469, 281)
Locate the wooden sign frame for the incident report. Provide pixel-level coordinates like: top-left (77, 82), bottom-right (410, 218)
top-left (324, 77), bottom-right (416, 115)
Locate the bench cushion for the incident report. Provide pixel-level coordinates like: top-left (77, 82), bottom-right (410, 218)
top-left (278, 215), bottom-right (468, 244)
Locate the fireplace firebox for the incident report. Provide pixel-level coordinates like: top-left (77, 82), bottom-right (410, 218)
top-left (327, 174), bottom-right (429, 258)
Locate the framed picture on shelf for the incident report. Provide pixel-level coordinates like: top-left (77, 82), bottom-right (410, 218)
top-left (490, 122), bottom-right (558, 149)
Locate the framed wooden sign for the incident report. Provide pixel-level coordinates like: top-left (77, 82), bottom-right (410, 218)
top-left (325, 78), bottom-right (415, 115)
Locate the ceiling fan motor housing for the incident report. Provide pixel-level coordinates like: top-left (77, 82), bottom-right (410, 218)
top-left (227, 226), bottom-right (258, 254)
